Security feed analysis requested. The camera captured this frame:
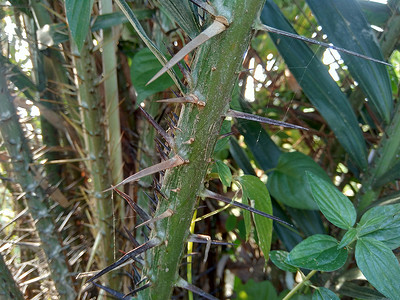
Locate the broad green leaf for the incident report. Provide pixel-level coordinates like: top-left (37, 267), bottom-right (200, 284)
top-left (241, 187), bottom-right (252, 241)
top-left (270, 250), bottom-right (297, 272)
top-left (234, 277), bottom-right (278, 300)
top-left (355, 237), bottom-right (400, 299)
top-left (239, 175), bottom-right (273, 261)
top-left (307, 0), bottom-right (392, 124)
top-left (261, 0), bottom-right (368, 170)
top-left (312, 288), bottom-right (339, 300)
top-left (229, 138), bottom-right (257, 176)
top-left (306, 172), bottom-right (356, 229)
top-left (0, 54), bottom-right (37, 100)
top-left (286, 207), bottom-right (325, 236)
top-left (115, 0), bottom-right (183, 91)
top-left (216, 160), bottom-right (232, 187)
top-left (338, 282), bottom-right (388, 300)
top-left (130, 48), bottom-right (176, 105)
top-left (153, 0), bottom-right (200, 39)
top-left (65, 0), bottom-right (94, 52)
top-left (374, 161), bottom-right (400, 188)
top-left (268, 152), bottom-right (331, 210)
top-left (357, 204), bottom-right (400, 249)
top-left (338, 228), bottom-right (358, 249)
top-left (286, 234), bottom-right (348, 271)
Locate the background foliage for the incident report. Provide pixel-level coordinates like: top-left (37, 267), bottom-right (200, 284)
top-left (0, 0), bottom-right (399, 299)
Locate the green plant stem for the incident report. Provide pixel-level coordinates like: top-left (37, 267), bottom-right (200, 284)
top-left (0, 69), bottom-right (75, 300)
top-left (72, 37), bottom-right (117, 288)
top-left (0, 254), bottom-right (24, 300)
top-left (100, 0), bottom-right (124, 186)
top-left (139, 1), bottom-right (267, 299)
top-left (282, 270), bottom-right (317, 300)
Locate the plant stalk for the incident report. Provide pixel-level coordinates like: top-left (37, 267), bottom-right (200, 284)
top-left (0, 68), bottom-right (76, 300)
top-left (139, 1), bottom-right (267, 298)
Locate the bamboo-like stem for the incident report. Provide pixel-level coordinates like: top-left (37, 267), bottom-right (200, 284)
top-left (100, 0), bottom-right (124, 187)
top-left (139, 1), bottom-right (267, 299)
top-left (0, 70), bottom-right (76, 299)
top-left (71, 36), bottom-right (117, 287)
top-left (0, 253), bottom-right (24, 300)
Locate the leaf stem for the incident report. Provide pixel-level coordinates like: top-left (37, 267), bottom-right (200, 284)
top-left (282, 270), bottom-right (317, 300)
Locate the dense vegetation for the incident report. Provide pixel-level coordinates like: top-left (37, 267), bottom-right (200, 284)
top-left (1, 0), bottom-right (399, 299)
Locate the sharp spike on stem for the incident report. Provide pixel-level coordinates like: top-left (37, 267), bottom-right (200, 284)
top-left (138, 106), bottom-right (175, 148)
top-left (156, 94), bottom-right (206, 106)
top-left (226, 109), bottom-right (308, 131)
top-left (87, 238), bottom-right (161, 283)
top-left (135, 209), bottom-right (174, 229)
top-left (123, 226), bottom-right (141, 247)
top-left (124, 282), bottom-right (151, 298)
top-left (202, 189), bottom-right (294, 227)
top-left (92, 282), bottom-right (127, 299)
top-left (147, 19), bottom-right (227, 85)
top-left (258, 24), bottom-right (391, 67)
top-left (187, 234), bottom-right (234, 246)
top-left (114, 188), bottom-right (152, 226)
top-left (175, 277), bottom-right (219, 300)
top-left (103, 155), bottom-right (186, 191)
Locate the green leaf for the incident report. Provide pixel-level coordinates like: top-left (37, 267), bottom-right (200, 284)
top-left (234, 277), bottom-right (279, 300)
top-left (216, 160), bottom-right (232, 187)
top-left (130, 48), bottom-right (176, 105)
top-left (286, 234), bottom-right (348, 271)
top-left (312, 287), bottom-right (339, 300)
top-left (357, 204), bottom-right (400, 249)
top-left (270, 250), bottom-right (298, 272)
top-left (239, 175), bottom-right (273, 261)
top-left (306, 172), bottom-right (356, 229)
top-left (229, 138), bottom-right (257, 176)
top-left (65, 0), bottom-right (94, 52)
top-left (338, 228), bottom-right (358, 249)
top-left (338, 282), bottom-right (388, 300)
top-left (268, 152), bottom-right (331, 210)
top-left (355, 237), bottom-right (400, 299)
top-left (306, 0), bottom-right (392, 124)
top-left (261, 0), bottom-right (368, 170)
top-left (153, 0), bottom-right (200, 39)
top-left (374, 161), bottom-right (400, 188)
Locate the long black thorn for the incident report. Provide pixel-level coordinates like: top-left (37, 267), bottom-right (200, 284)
top-left (155, 136), bottom-right (171, 152)
top-left (87, 238), bottom-right (160, 283)
top-left (124, 282), bottom-right (151, 297)
top-left (260, 24), bottom-right (391, 67)
top-left (156, 142), bottom-right (169, 160)
top-left (176, 277), bottom-right (218, 300)
top-left (227, 109), bottom-right (307, 131)
top-left (143, 190), bottom-right (157, 208)
top-left (123, 226), bottom-right (140, 248)
top-left (114, 188), bottom-right (152, 226)
top-left (172, 111), bottom-right (179, 123)
top-left (202, 189), bottom-right (294, 227)
top-left (92, 282), bottom-right (127, 299)
top-left (139, 107), bottom-right (175, 147)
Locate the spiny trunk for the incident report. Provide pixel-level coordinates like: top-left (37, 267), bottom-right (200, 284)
top-left (140, 1), bottom-right (266, 298)
top-left (0, 67), bottom-right (76, 300)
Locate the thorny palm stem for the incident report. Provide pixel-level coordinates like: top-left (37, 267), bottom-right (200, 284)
top-left (0, 68), bottom-right (76, 300)
top-left (139, 1), bottom-right (267, 299)
top-left (71, 37), bottom-right (117, 287)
